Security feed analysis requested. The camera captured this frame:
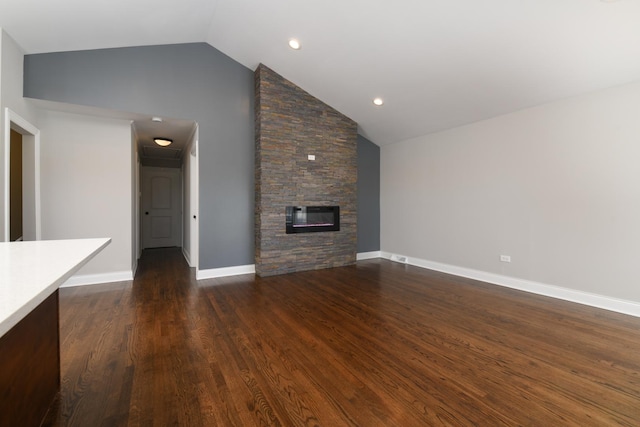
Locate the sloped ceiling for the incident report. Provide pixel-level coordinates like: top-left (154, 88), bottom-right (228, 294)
top-left (2, 0), bottom-right (640, 146)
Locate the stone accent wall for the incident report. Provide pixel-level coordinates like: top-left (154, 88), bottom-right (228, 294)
top-left (255, 64), bottom-right (357, 276)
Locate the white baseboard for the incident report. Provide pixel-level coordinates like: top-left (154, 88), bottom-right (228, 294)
top-left (380, 252), bottom-right (640, 318)
top-left (198, 254), bottom-right (380, 279)
top-left (131, 260), bottom-right (138, 279)
top-left (182, 247), bottom-right (193, 267)
top-left (62, 270), bottom-right (134, 287)
top-left (197, 264), bottom-right (255, 280)
top-left (357, 251), bottom-right (382, 260)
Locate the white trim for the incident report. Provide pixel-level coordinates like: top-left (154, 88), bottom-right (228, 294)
top-left (61, 270), bottom-right (134, 287)
top-left (357, 251), bottom-right (382, 260)
top-left (189, 126), bottom-right (199, 269)
top-left (381, 252), bottom-right (640, 318)
top-left (3, 108), bottom-right (41, 241)
top-left (182, 246), bottom-right (192, 267)
top-left (131, 259), bottom-right (138, 279)
top-left (196, 264), bottom-right (255, 280)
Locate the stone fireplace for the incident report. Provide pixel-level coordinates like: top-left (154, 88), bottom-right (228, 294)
top-left (254, 64), bottom-right (357, 276)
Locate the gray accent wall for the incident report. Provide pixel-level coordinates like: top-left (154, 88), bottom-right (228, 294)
top-left (24, 43), bottom-right (255, 269)
top-left (357, 135), bottom-right (380, 253)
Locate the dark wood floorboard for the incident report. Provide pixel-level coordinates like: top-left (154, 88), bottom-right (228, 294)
top-left (42, 248), bottom-right (640, 426)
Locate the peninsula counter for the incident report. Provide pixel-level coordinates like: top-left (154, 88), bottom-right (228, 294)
top-left (0, 238), bottom-right (110, 426)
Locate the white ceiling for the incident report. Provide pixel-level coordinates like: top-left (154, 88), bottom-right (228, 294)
top-left (2, 0), bottom-right (640, 146)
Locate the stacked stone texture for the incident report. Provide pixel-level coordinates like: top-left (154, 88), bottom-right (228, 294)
top-left (255, 64), bottom-right (357, 276)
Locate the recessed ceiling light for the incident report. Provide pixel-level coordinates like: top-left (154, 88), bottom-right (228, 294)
top-left (373, 98), bottom-right (384, 106)
top-left (154, 137), bottom-right (173, 147)
top-left (288, 39), bottom-right (301, 50)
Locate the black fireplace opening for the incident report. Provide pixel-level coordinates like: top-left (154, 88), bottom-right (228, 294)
top-left (286, 206), bottom-right (340, 234)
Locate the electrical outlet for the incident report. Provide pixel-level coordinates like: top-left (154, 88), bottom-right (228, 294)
top-left (500, 255), bottom-right (511, 263)
top-left (308, 154), bottom-right (315, 161)
top-left (391, 254), bottom-right (408, 264)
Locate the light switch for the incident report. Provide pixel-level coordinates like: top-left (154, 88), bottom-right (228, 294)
top-left (308, 154), bottom-right (316, 161)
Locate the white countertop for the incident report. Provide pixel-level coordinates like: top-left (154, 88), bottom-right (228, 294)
top-left (0, 238), bottom-right (111, 338)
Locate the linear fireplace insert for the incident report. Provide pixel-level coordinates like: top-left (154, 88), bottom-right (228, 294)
top-left (286, 206), bottom-right (340, 234)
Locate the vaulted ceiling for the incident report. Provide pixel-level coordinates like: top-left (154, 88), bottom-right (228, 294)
top-left (2, 0), bottom-right (640, 146)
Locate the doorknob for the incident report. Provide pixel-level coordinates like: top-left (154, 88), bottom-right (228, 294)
top-left (145, 212), bottom-right (149, 215)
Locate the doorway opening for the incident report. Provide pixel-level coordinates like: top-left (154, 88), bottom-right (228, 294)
top-left (132, 118), bottom-right (198, 271)
top-left (3, 108), bottom-right (41, 242)
top-left (9, 129), bottom-right (22, 241)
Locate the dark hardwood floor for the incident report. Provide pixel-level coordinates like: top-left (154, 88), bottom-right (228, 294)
top-left (43, 248), bottom-right (640, 426)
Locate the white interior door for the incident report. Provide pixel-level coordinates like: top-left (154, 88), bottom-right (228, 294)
top-left (141, 166), bottom-right (182, 249)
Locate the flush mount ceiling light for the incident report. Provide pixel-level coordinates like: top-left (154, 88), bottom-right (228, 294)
top-left (373, 98), bottom-right (384, 106)
top-left (154, 137), bottom-right (173, 147)
top-left (288, 39), bottom-right (301, 50)
top-left (151, 117), bottom-right (163, 122)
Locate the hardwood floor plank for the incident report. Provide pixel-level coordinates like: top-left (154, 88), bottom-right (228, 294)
top-left (42, 249), bottom-right (640, 426)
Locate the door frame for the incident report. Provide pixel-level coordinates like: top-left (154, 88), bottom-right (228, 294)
top-left (3, 108), bottom-right (41, 242)
top-left (187, 127), bottom-right (199, 269)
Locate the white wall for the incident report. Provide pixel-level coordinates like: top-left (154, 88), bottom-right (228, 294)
top-left (0, 31), bottom-right (4, 158)
top-left (382, 81), bottom-right (640, 305)
top-left (0, 31), bottom-right (36, 122)
top-left (0, 29), bottom-right (39, 241)
top-left (39, 109), bottom-right (133, 279)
